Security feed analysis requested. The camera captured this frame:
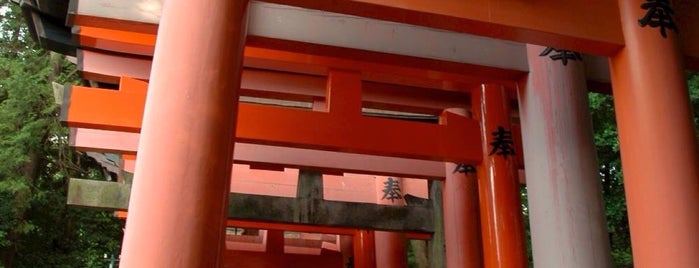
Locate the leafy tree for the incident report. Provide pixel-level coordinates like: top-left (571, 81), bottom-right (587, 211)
top-left (0, 2), bottom-right (123, 267)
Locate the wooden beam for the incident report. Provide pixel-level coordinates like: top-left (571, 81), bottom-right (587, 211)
top-left (72, 25), bottom-right (611, 88)
top-left (229, 193), bottom-right (433, 233)
top-left (223, 249), bottom-right (343, 267)
top-left (75, 48), bottom-right (471, 114)
top-left (70, 128), bottom-right (448, 179)
top-left (67, 178), bottom-right (434, 233)
top-left (21, 7), bottom-right (75, 56)
top-left (227, 220), bottom-right (429, 241)
top-left (67, 0), bottom-right (623, 56)
top-left (75, 41), bottom-right (520, 91)
top-left (67, 178), bottom-right (131, 210)
top-left (24, 0), bottom-right (697, 74)
top-left (62, 77), bottom-right (482, 163)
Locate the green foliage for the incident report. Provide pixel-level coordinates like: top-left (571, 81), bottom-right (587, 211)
top-left (588, 92), bottom-right (631, 267)
top-left (0, 2), bottom-right (123, 267)
top-left (687, 72), bottom-right (699, 137)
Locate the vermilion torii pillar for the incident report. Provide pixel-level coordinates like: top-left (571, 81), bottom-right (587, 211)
top-left (353, 229), bottom-right (377, 268)
top-left (611, 1), bottom-right (699, 267)
top-left (374, 177), bottom-right (408, 268)
top-left (519, 44), bottom-right (612, 268)
top-left (443, 108), bottom-right (483, 268)
top-left (119, 1), bottom-right (249, 267)
top-left (473, 85), bottom-right (527, 268)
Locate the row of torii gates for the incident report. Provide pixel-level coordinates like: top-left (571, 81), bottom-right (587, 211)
top-left (21, 0), bottom-right (699, 267)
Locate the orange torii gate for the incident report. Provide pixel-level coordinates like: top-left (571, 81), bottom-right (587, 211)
top-left (20, 0), bottom-right (699, 267)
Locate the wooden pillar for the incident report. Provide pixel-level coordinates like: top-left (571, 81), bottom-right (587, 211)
top-left (442, 109), bottom-right (483, 268)
top-left (473, 85), bottom-right (527, 268)
top-left (519, 44), bottom-right (612, 268)
top-left (118, 1), bottom-right (249, 266)
top-left (429, 181), bottom-right (446, 268)
top-left (266, 230), bottom-right (285, 254)
top-left (611, 1), bottom-right (699, 267)
top-left (374, 177), bottom-right (408, 268)
top-left (353, 229), bottom-right (377, 268)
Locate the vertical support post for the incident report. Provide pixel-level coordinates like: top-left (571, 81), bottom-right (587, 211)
top-left (296, 169), bottom-right (323, 223)
top-left (429, 180), bottom-right (446, 268)
top-left (520, 44), bottom-right (612, 268)
top-left (374, 232), bottom-right (406, 268)
top-left (266, 230), bottom-right (285, 254)
top-left (326, 69), bottom-right (362, 116)
top-left (442, 109), bottom-right (483, 268)
top-left (611, 1), bottom-right (699, 267)
top-left (374, 177), bottom-right (408, 268)
top-left (353, 229), bottom-right (377, 268)
top-left (473, 85), bottom-right (527, 268)
top-left (119, 1), bottom-right (249, 266)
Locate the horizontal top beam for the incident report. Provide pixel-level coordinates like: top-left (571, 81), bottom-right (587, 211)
top-left (69, 6), bottom-right (614, 85)
top-left (70, 0), bottom-right (622, 55)
top-left (261, 0), bottom-right (624, 56)
top-left (64, 0), bottom-right (699, 63)
top-left (77, 48), bottom-right (473, 114)
top-left (63, 76), bottom-right (483, 163)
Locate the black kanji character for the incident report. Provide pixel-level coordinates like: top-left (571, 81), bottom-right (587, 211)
top-left (639, 0), bottom-right (677, 38)
top-left (381, 177), bottom-right (402, 203)
top-left (539, 47), bottom-right (583, 66)
top-left (489, 126), bottom-right (516, 159)
top-left (453, 163), bottom-right (476, 174)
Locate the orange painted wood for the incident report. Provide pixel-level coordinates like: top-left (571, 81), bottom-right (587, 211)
top-left (118, 0), bottom-right (249, 266)
top-left (245, 37), bottom-right (522, 89)
top-left (609, 1), bottom-right (699, 267)
top-left (62, 77), bottom-right (145, 132)
top-left (225, 237), bottom-right (266, 253)
top-left (473, 84), bottom-right (527, 268)
top-left (70, 0), bottom-right (624, 56)
top-left (74, 30), bottom-right (521, 91)
top-left (227, 220), bottom-right (353, 236)
top-left (76, 48), bottom-right (470, 114)
top-left (246, 103), bottom-right (479, 161)
top-left (353, 230), bottom-right (377, 268)
top-left (443, 164), bottom-right (483, 268)
top-left (74, 26), bottom-right (156, 56)
top-left (77, 50), bottom-right (152, 84)
top-left (64, 77), bottom-right (482, 163)
top-left (243, 45), bottom-right (518, 90)
top-left (119, 215), bottom-right (430, 240)
top-left (266, 230), bottom-right (284, 254)
top-left (70, 128), bottom-right (448, 179)
top-left (442, 107), bottom-right (483, 268)
top-left (223, 250), bottom-right (343, 268)
top-left (229, 165), bottom-right (299, 198)
top-left (69, 1), bottom-right (699, 69)
top-left (262, 0), bottom-right (623, 56)
top-left (68, 14), bottom-right (156, 34)
top-left (374, 231), bottom-right (407, 268)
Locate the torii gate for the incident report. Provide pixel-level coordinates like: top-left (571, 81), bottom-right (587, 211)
top-left (19, 0), bottom-right (699, 267)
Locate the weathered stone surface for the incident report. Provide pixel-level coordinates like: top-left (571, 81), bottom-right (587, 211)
top-left (67, 178), bottom-right (434, 233)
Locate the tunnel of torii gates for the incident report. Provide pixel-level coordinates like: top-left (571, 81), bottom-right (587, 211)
top-left (18, 0), bottom-right (699, 267)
